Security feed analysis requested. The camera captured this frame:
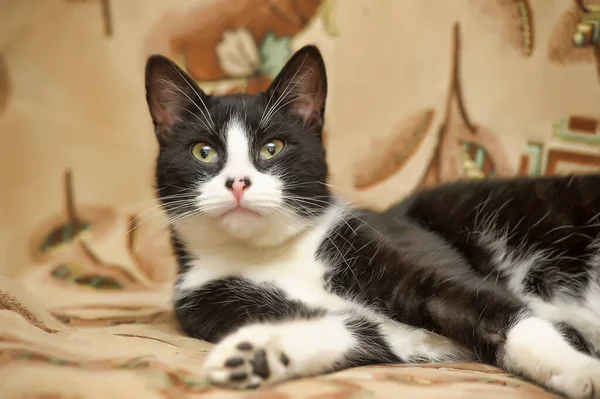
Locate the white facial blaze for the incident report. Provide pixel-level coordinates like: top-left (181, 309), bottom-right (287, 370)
top-left (221, 119), bottom-right (255, 183)
top-left (188, 115), bottom-right (303, 244)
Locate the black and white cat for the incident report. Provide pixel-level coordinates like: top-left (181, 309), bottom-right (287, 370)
top-left (145, 45), bottom-right (600, 398)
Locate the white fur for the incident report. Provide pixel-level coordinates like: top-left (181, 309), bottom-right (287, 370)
top-left (524, 235), bottom-right (600, 354)
top-left (479, 221), bottom-right (600, 398)
top-left (203, 311), bottom-right (471, 389)
top-left (178, 116), bottom-right (600, 396)
top-left (475, 223), bottom-right (548, 296)
top-left (503, 316), bottom-right (600, 399)
top-left (177, 197), bottom-right (468, 363)
top-left (479, 223), bottom-right (600, 355)
top-left (193, 117), bottom-right (308, 245)
top-left (203, 314), bottom-right (357, 388)
top-left (380, 318), bottom-right (471, 362)
top-left (526, 287), bottom-right (600, 355)
top-left (175, 115), bottom-right (467, 388)
top-left (179, 120), bottom-right (600, 396)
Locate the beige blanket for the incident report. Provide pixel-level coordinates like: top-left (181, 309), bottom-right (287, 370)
top-left (1, 1), bottom-right (600, 398)
top-left (0, 273), bottom-right (560, 399)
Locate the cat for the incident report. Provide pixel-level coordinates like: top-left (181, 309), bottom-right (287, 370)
top-left (145, 45), bottom-right (600, 398)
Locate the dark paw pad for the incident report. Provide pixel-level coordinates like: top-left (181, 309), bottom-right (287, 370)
top-left (236, 342), bottom-right (253, 351)
top-left (207, 340), bottom-right (292, 389)
top-left (224, 357), bottom-right (244, 367)
top-left (230, 371), bottom-right (248, 382)
top-left (250, 349), bottom-right (270, 379)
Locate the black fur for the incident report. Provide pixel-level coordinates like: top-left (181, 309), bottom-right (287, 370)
top-left (174, 276), bottom-right (327, 343)
top-left (321, 211), bottom-right (526, 363)
top-left (170, 232), bottom-right (192, 274)
top-left (319, 175), bottom-right (600, 363)
top-left (340, 312), bottom-right (401, 366)
top-left (401, 176), bottom-right (600, 302)
top-left (145, 45), bottom-right (600, 390)
top-left (147, 50), bottom-right (332, 221)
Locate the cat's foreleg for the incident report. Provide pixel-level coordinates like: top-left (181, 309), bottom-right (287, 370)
top-left (202, 309), bottom-right (399, 389)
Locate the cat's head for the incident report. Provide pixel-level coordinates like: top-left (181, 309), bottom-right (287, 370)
top-left (145, 46), bottom-right (332, 247)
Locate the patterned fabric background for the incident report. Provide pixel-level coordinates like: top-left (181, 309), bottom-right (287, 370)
top-left (0, 0), bottom-right (599, 397)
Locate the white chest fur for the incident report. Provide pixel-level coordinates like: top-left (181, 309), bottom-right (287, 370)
top-left (175, 203), bottom-right (471, 365)
top-left (175, 205), bottom-right (348, 310)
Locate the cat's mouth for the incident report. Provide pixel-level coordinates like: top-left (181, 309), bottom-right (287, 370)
top-left (221, 205), bottom-right (261, 218)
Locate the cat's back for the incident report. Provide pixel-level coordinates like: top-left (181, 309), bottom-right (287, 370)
top-left (360, 174), bottom-right (600, 298)
top-left (366, 175), bottom-right (600, 351)
top-left (381, 174), bottom-right (600, 231)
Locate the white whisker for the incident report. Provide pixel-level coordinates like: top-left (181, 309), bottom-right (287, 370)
top-left (165, 60), bottom-right (216, 131)
top-left (260, 55), bottom-right (310, 127)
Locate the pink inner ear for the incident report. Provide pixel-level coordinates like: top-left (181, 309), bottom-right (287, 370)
top-left (153, 84), bottom-right (185, 127)
top-left (154, 102), bottom-right (175, 126)
top-left (291, 95), bottom-right (323, 126)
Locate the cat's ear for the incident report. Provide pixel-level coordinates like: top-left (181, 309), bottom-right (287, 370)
top-left (145, 55), bottom-right (207, 143)
top-left (266, 45), bottom-right (327, 132)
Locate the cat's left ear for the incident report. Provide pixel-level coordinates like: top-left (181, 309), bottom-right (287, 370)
top-left (145, 55), bottom-right (207, 143)
top-left (265, 45), bottom-right (327, 132)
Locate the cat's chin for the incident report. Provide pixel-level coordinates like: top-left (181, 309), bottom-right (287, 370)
top-left (214, 208), bottom-right (307, 247)
top-left (217, 211), bottom-right (270, 241)
top-left (220, 205), bottom-right (261, 218)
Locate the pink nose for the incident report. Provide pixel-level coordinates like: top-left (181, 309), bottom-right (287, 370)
top-left (225, 177), bottom-right (252, 202)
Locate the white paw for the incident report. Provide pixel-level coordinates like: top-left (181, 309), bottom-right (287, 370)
top-left (548, 363), bottom-right (600, 399)
top-left (203, 325), bottom-right (292, 389)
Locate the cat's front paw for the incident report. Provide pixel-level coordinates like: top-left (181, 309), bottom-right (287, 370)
top-left (203, 325), bottom-right (292, 389)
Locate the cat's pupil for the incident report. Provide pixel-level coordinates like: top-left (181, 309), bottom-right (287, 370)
top-left (266, 142), bottom-right (276, 155)
top-left (200, 146), bottom-right (211, 159)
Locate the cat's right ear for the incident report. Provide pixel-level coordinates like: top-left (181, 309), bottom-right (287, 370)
top-left (145, 55), bottom-right (207, 143)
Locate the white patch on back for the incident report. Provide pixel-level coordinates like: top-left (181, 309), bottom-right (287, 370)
top-left (479, 221), bottom-right (600, 354)
top-left (475, 225), bottom-right (549, 296)
top-left (588, 235), bottom-right (600, 271)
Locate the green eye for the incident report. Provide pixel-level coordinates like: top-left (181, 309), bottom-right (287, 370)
top-left (259, 139), bottom-right (285, 160)
top-left (191, 142), bottom-right (218, 163)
